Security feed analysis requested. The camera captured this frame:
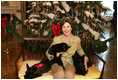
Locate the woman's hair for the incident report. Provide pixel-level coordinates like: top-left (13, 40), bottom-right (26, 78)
top-left (60, 17), bottom-right (72, 29)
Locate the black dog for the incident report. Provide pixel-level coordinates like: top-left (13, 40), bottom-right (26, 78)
top-left (48, 43), bottom-right (70, 70)
top-left (24, 59), bottom-right (51, 79)
top-left (24, 43), bottom-right (70, 79)
top-left (72, 52), bottom-right (92, 75)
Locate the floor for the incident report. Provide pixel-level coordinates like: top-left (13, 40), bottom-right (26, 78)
top-left (1, 27), bottom-right (117, 79)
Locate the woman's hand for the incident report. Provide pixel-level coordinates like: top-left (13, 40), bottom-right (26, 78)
top-left (56, 52), bottom-right (63, 57)
top-left (84, 60), bottom-right (88, 71)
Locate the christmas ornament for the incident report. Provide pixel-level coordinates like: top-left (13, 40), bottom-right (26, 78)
top-left (1, 17), bottom-right (7, 30)
top-left (37, 1), bottom-right (40, 8)
top-left (75, 4), bottom-right (79, 10)
top-left (43, 30), bottom-right (48, 36)
top-left (27, 25), bottom-right (31, 27)
top-left (62, 2), bottom-right (70, 12)
top-left (98, 27), bottom-right (100, 32)
top-left (11, 13), bottom-right (16, 17)
top-left (42, 5), bottom-right (45, 13)
top-left (113, 18), bottom-right (117, 22)
top-left (51, 22), bottom-right (61, 36)
top-left (96, 7), bottom-right (101, 12)
top-left (53, 1), bottom-right (59, 4)
top-left (54, 4), bottom-right (56, 11)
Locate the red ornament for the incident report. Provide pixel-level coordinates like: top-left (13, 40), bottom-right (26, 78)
top-left (1, 17), bottom-right (7, 30)
top-left (98, 27), bottom-right (100, 32)
top-left (87, 19), bottom-right (89, 23)
top-left (11, 13), bottom-right (16, 17)
top-left (75, 4), bottom-right (79, 10)
top-left (96, 8), bottom-right (101, 13)
top-left (57, 22), bottom-right (61, 33)
top-left (35, 64), bottom-right (44, 69)
top-left (51, 24), bottom-right (57, 36)
top-left (92, 23), bottom-right (94, 28)
top-left (54, 4), bottom-right (56, 11)
top-left (37, 1), bottom-right (40, 8)
top-left (42, 5), bottom-right (45, 12)
top-left (38, 29), bottom-right (40, 34)
top-left (113, 18), bottom-right (117, 22)
top-left (27, 25), bottom-right (31, 27)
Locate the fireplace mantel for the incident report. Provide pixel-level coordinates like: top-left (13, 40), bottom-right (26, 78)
top-left (1, 6), bottom-right (18, 14)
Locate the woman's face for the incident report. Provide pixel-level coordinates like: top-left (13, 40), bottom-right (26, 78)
top-left (62, 22), bottom-right (72, 36)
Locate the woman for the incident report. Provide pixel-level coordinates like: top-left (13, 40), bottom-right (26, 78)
top-left (46, 17), bottom-right (88, 79)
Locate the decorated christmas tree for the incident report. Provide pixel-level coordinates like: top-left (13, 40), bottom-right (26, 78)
top-left (24, 1), bottom-right (113, 54)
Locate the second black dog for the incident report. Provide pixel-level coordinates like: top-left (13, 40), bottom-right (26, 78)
top-left (72, 52), bottom-right (92, 76)
top-left (48, 43), bottom-right (70, 70)
top-left (24, 59), bottom-right (51, 79)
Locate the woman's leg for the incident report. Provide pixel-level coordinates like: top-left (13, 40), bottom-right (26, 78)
top-left (64, 62), bottom-right (75, 79)
top-left (51, 63), bottom-right (64, 79)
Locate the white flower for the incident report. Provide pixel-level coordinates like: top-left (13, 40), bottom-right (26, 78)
top-left (61, 10), bottom-right (65, 13)
top-left (32, 2), bottom-right (36, 7)
top-left (43, 2), bottom-right (46, 5)
top-left (92, 22), bottom-right (96, 27)
top-left (30, 23), bottom-right (34, 26)
top-left (75, 17), bottom-right (80, 24)
top-left (95, 19), bottom-right (101, 22)
top-left (43, 30), bottom-right (48, 36)
top-left (29, 19), bottom-right (41, 23)
top-left (85, 11), bottom-right (94, 18)
top-left (62, 2), bottom-right (70, 12)
top-left (29, 14), bottom-right (39, 18)
top-left (24, 20), bottom-right (29, 24)
top-left (53, 1), bottom-right (59, 4)
top-left (85, 11), bottom-right (89, 17)
top-left (87, 6), bottom-right (90, 8)
top-left (100, 14), bottom-right (108, 21)
top-left (32, 29), bottom-right (35, 32)
top-left (82, 23), bottom-right (90, 30)
top-left (47, 13), bottom-right (55, 19)
top-left (77, 1), bottom-right (85, 3)
top-left (35, 30), bottom-right (40, 35)
top-left (41, 19), bottom-right (47, 23)
top-left (89, 28), bottom-right (100, 40)
top-left (56, 6), bottom-right (65, 14)
top-left (82, 23), bottom-right (100, 40)
top-left (89, 13), bottom-right (94, 18)
top-left (46, 2), bottom-right (52, 6)
top-left (26, 10), bottom-right (30, 13)
top-left (35, 30), bottom-right (38, 35)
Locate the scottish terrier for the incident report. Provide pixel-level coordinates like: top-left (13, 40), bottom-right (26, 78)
top-left (72, 52), bottom-right (92, 75)
top-left (24, 59), bottom-right (51, 79)
top-left (48, 43), bottom-right (70, 70)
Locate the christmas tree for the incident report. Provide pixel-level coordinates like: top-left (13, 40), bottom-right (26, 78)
top-left (24, 1), bottom-right (113, 54)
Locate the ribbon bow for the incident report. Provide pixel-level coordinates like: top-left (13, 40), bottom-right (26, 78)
top-left (96, 8), bottom-right (101, 13)
top-left (35, 63), bottom-right (44, 69)
top-left (51, 22), bottom-right (61, 37)
top-left (37, 1), bottom-right (40, 8)
top-left (1, 17), bottom-right (7, 30)
top-left (75, 4), bottom-right (79, 10)
top-left (54, 4), bottom-right (56, 11)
